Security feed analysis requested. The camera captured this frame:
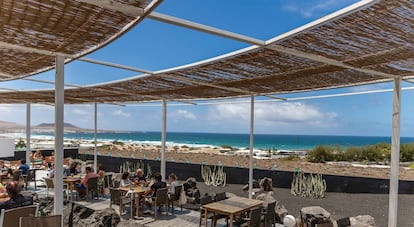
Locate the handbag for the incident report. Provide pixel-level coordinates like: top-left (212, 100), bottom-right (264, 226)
top-left (179, 185), bottom-right (187, 206)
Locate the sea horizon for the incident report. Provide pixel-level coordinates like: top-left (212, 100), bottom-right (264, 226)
top-left (3, 131), bottom-right (414, 151)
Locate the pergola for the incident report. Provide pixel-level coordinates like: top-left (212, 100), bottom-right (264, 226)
top-left (0, 0), bottom-right (413, 226)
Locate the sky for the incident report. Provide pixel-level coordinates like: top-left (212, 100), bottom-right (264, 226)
top-left (1, 0), bottom-right (414, 137)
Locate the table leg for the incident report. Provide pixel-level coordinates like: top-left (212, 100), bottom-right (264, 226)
top-left (204, 208), bottom-right (208, 227)
top-left (229, 214), bottom-right (234, 227)
top-left (136, 193), bottom-right (141, 217)
top-left (130, 193), bottom-right (134, 220)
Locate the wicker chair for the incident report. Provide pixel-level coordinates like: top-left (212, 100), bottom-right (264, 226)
top-left (167, 184), bottom-right (183, 214)
top-left (0, 204), bottom-right (38, 227)
top-left (86, 176), bottom-right (99, 201)
top-left (262, 201), bottom-right (276, 227)
top-left (109, 188), bottom-right (131, 215)
top-left (19, 214), bottom-right (62, 227)
top-left (152, 187), bottom-right (168, 217)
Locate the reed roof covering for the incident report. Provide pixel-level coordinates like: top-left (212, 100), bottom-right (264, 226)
top-left (0, 0), bottom-right (413, 104)
top-left (0, 0), bottom-right (158, 80)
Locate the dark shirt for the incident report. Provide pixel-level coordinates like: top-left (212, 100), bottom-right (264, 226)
top-left (136, 175), bottom-right (146, 182)
top-left (150, 181), bottom-right (167, 196)
top-left (18, 164), bottom-right (30, 175)
top-left (0, 194), bottom-right (33, 210)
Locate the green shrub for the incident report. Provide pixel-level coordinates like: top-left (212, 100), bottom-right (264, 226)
top-left (306, 145), bottom-right (334, 163)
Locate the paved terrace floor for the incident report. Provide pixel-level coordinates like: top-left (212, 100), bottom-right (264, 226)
top-left (28, 172), bottom-right (414, 227)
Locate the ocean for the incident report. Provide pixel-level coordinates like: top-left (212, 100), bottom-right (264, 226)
top-left (14, 131), bottom-right (414, 151)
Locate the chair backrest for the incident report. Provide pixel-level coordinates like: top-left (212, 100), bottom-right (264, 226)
top-left (12, 171), bottom-right (22, 181)
top-left (154, 187), bottom-right (168, 205)
top-left (249, 207), bottom-right (262, 227)
top-left (215, 192), bottom-right (227, 201)
top-left (109, 187), bottom-right (121, 205)
top-left (105, 174), bottom-right (113, 188)
top-left (173, 184), bottom-right (182, 201)
top-left (87, 176), bottom-right (98, 191)
top-left (200, 195), bottom-right (213, 205)
top-left (19, 214), bottom-right (62, 227)
top-left (44, 178), bottom-right (54, 189)
top-left (0, 204), bottom-right (38, 227)
top-left (26, 170), bottom-right (35, 181)
top-left (264, 201), bottom-right (276, 227)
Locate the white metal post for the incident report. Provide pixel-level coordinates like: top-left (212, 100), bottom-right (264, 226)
top-left (388, 78), bottom-right (401, 227)
top-left (249, 95), bottom-right (254, 199)
top-left (94, 102), bottom-right (98, 172)
top-left (54, 55), bottom-right (65, 216)
top-left (25, 103), bottom-right (31, 167)
top-left (161, 100), bottom-right (167, 182)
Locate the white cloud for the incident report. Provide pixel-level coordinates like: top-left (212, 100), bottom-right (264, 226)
top-left (170, 109), bottom-right (196, 120)
top-left (71, 108), bottom-right (89, 116)
top-left (282, 0), bottom-right (355, 18)
top-left (112, 109), bottom-right (131, 118)
top-left (208, 102), bottom-right (338, 128)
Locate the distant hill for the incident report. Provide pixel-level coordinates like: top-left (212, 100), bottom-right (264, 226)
top-left (0, 120), bottom-right (128, 133)
top-left (35, 122), bottom-right (80, 129)
top-left (0, 121), bottom-right (24, 130)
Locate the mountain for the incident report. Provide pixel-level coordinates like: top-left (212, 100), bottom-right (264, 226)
top-left (35, 122), bottom-right (80, 129)
top-left (0, 121), bottom-right (24, 130)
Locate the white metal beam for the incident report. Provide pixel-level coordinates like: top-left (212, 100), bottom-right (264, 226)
top-left (164, 74), bottom-right (255, 95)
top-left (79, 58), bottom-right (153, 74)
top-left (388, 78), bottom-right (401, 227)
top-left (248, 95), bottom-right (254, 199)
top-left (148, 12), bottom-right (264, 46)
top-left (266, 44), bottom-right (397, 79)
top-left (54, 55), bottom-right (65, 217)
top-left (94, 103), bottom-right (98, 172)
top-left (161, 100), bottom-right (167, 182)
top-left (26, 104), bottom-right (31, 168)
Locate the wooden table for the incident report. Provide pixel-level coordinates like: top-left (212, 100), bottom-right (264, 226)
top-left (119, 185), bottom-right (147, 218)
top-left (202, 196), bottom-right (263, 227)
top-left (63, 176), bottom-right (81, 201)
top-left (0, 172), bottom-right (9, 184)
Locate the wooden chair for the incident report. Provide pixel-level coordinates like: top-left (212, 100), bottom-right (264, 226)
top-left (262, 201), bottom-right (276, 227)
top-left (199, 195), bottom-right (214, 227)
top-left (19, 214), bottom-right (62, 227)
top-left (44, 178), bottom-right (68, 199)
top-left (0, 204), bottom-right (38, 227)
top-left (167, 184), bottom-right (183, 214)
top-left (24, 169), bottom-right (38, 190)
top-left (215, 192), bottom-right (227, 201)
top-left (12, 170), bottom-right (22, 182)
top-left (233, 207), bottom-right (262, 227)
top-left (109, 187), bottom-right (131, 215)
top-left (152, 187), bottom-right (168, 217)
top-left (86, 176), bottom-right (99, 201)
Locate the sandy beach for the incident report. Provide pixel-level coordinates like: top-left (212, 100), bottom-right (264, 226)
top-left (69, 140), bottom-right (414, 181)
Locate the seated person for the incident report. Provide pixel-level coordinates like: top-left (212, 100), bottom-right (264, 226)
top-left (143, 172), bottom-right (166, 213)
top-left (18, 160), bottom-right (30, 175)
top-left (47, 163), bottom-right (55, 178)
top-left (0, 183), bottom-right (8, 198)
top-left (69, 162), bottom-right (80, 176)
top-left (77, 166), bottom-right (98, 198)
top-left (0, 181), bottom-right (33, 210)
top-left (33, 150), bottom-right (43, 161)
top-left (120, 172), bottom-right (132, 187)
top-left (167, 173), bottom-right (180, 196)
top-left (97, 166), bottom-right (105, 194)
top-left (0, 160), bottom-right (8, 172)
top-left (133, 168), bottom-right (147, 185)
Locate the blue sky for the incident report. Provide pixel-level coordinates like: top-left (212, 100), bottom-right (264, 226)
top-left (1, 0), bottom-right (414, 137)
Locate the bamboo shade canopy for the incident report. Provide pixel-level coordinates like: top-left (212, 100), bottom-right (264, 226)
top-left (0, 0), bottom-right (158, 80)
top-left (0, 0), bottom-right (413, 104)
